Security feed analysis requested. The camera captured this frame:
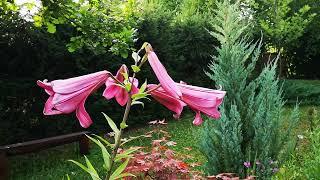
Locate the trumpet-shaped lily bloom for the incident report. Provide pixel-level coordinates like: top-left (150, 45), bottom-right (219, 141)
top-left (147, 82), bottom-right (226, 126)
top-left (37, 71), bottom-right (109, 128)
top-left (103, 65), bottom-right (139, 106)
top-left (147, 50), bottom-right (182, 99)
top-left (147, 84), bottom-right (186, 119)
top-left (177, 83), bottom-right (226, 121)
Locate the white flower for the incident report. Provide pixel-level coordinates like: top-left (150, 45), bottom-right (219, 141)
top-left (297, 135), bottom-right (304, 139)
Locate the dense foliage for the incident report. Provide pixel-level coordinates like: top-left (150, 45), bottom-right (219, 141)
top-left (0, 0), bottom-right (319, 146)
top-left (200, 1), bottom-right (299, 178)
top-left (249, 0), bottom-right (319, 78)
top-left (37, 0), bottom-right (141, 57)
top-left (282, 80), bottom-right (320, 105)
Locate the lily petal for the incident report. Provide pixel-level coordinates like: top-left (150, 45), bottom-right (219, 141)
top-left (43, 96), bottom-right (63, 115)
top-left (193, 111), bottom-right (203, 126)
top-left (52, 71), bottom-right (109, 94)
top-left (38, 70), bottom-right (109, 128)
top-left (148, 84), bottom-right (185, 118)
top-left (115, 88), bottom-right (129, 106)
top-left (147, 51), bottom-right (182, 98)
top-left (76, 99), bottom-right (93, 128)
top-left (103, 82), bottom-right (120, 99)
top-left (37, 80), bottom-right (54, 95)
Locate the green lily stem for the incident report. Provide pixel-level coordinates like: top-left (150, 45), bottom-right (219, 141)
top-left (105, 73), bottom-right (136, 180)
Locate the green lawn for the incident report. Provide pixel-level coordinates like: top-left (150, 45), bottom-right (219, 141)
top-left (9, 105), bottom-right (319, 179)
top-left (9, 114), bottom-right (204, 180)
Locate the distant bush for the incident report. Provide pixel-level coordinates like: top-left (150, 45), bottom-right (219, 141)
top-left (282, 80), bottom-right (320, 105)
top-left (137, 0), bottom-right (217, 87)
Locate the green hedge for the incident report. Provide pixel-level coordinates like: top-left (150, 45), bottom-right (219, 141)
top-left (282, 79), bottom-right (320, 105)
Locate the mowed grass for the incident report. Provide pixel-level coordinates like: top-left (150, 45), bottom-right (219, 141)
top-left (9, 105), bottom-right (318, 179)
top-left (9, 114), bottom-right (204, 180)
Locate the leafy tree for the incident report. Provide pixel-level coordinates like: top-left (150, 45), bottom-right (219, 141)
top-left (200, 0), bottom-right (299, 178)
top-left (249, 0), bottom-right (315, 77)
top-left (284, 0), bottom-right (320, 78)
top-left (34, 0), bottom-right (141, 57)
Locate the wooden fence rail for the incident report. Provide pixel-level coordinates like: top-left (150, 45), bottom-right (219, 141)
top-left (0, 131), bottom-right (91, 179)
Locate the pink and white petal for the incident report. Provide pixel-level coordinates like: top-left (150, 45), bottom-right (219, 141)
top-left (147, 51), bottom-right (182, 98)
top-left (181, 94), bottom-right (220, 108)
top-left (52, 71), bottom-right (109, 94)
top-left (115, 89), bottom-right (129, 106)
top-left (189, 104), bottom-right (221, 119)
top-left (43, 96), bottom-right (63, 115)
top-left (201, 106), bottom-right (221, 119)
top-left (177, 83), bottom-right (226, 99)
top-left (37, 80), bottom-right (54, 95)
top-left (193, 111), bottom-right (203, 126)
top-left (53, 91), bottom-right (87, 113)
top-left (76, 99), bottom-right (93, 128)
top-left (149, 88), bottom-right (185, 117)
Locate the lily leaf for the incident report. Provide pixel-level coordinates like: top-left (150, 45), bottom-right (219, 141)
top-left (84, 156), bottom-right (100, 180)
top-left (92, 134), bottom-right (113, 148)
top-left (131, 101), bottom-right (144, 108)
top-left (85, 135), bottom-right (111, 170)
top-left (115, 148), bottom-right (140, 162)
top-left (131, 65), bottom-right (140, 73)
top-left (139, 80), bottom-right (147, 93)
top-left (68, 160), bottom-right (101, 180)
top-left (102, 113), bottom-right (119, 134)
top-left (110, 158), bottom-right (130, 180)
top-left (114, 173), bottom-right (136, 179)
top-left (125, 83), bottom-right (132, 92)
top-left (120, 122), bottom-right (128, 129)
top-left (132, 93), bottom-right (148, 100)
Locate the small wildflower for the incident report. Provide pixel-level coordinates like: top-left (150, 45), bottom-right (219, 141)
top-left (148, 120), bottom-right (158, 125)
top-left (269, 160), bottom-right (278, 165)
top-left (297, 134), bottom-right (304, 140)
top-left (255, 160), bottom-right (261, 165)
top-left (166, 141), bottom-right (177, 146)
top-left (272, 168), bottom-right (279, 173)
top-left (244, 161), bottom-right (251, 168)
top-left (158, 119), bottom-right (167, 125)
top-left (107, 132), bottom-right (115, 137)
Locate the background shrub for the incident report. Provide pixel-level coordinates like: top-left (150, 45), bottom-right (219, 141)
top-left (282, 80), bottom-right (320, 105)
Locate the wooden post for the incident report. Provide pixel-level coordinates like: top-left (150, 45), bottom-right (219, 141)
top-left (79, 135), bottom-right (90, 155)
top-left (0, 152), bottom-right (9, 180)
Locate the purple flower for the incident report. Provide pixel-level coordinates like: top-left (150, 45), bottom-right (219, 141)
top-left (244, 161), bottom-right (251, 168)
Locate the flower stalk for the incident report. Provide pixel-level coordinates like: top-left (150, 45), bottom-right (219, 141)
top-left (105, 72), bottom-right (136, 180)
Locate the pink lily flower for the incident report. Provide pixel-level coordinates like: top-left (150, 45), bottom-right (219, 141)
top-left (103, 64), bottom-right (139, 106)
top-left (147, 49), bottom-right (182, 99)
top-left (147, 83), bottom-right (226, 126)
top-left (37, 71), bottom-right (109, 128)
top-left (177, 83), bottom-right (226, 123)
top-left (147, 84), bottom-right (186, 119)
